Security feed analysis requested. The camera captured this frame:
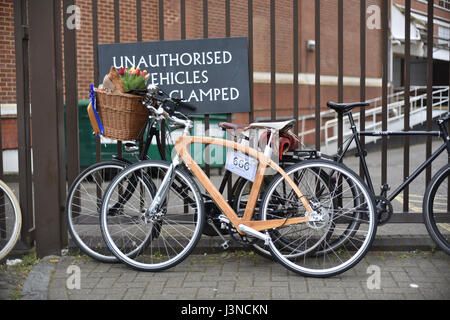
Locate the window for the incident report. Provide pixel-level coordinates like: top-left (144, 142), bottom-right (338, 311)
top-left (438, 26), bottom-right (450, 46)
top-left (418, 0), bottom-right (450, 10)
top-left (437, 1), bottom-right (450, 10)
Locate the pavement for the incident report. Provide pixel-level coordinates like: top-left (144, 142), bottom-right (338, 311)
top-left (0, 140), bottom-right (448, 301)
top-left (17, 250), bottom-right (450, 300)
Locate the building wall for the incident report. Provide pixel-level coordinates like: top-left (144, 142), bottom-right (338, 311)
top-left (4, 0), bottom-right (447, 149)
top-left (0, 0), bottom-right (15, 105)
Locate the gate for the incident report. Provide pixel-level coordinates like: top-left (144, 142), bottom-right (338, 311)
top-left (7, 0), bottom-right (449, 257)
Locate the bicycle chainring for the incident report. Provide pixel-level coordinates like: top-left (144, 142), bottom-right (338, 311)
top-left (375, 196), bottom-right (393, 225)
top-left (202, 196), bottom-right (228, 236)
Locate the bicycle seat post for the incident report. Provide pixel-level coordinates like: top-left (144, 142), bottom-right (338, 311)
top-left (345, 109), bottom-right (376, 194)
top-left (345, 111), bottom-right (358, 133)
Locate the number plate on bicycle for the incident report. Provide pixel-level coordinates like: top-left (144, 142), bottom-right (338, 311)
top-left (225, 150), bottom-right (258, 182)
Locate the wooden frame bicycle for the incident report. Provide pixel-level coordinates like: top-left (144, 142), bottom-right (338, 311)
top-left (100, 87), bottom-right (378, 277)
top-left (174, 135), bottom-right (315, 236)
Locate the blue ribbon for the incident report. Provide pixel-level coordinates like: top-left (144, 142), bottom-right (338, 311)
top-left (89, 84), bottom-right (104, 136)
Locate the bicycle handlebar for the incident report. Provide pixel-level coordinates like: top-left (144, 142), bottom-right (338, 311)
top-left (142, 86), bottom-right (194, 127)
top-left (144, 85), bottom-right (197, 114)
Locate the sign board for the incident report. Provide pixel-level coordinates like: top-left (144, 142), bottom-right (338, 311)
top-left (98, 37), bottom-right (250, 115)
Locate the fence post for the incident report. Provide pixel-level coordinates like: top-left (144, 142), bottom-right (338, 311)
top-left (359, 0), bottom-right (366, 179)
top-left (425, 0), bottom-right (434, 184)
top-left (63, 0), bottom-right (80, 199)
top-left (403, 0), bottom-right (411, 213)
top-left (314, 0), bottom-right (320, 151)
top-left (381, 0), bottom-right (388, 186)
top-left (28, 0), bottom-right (66, 257)
top-left (14, 0), bottom-right (34, 248)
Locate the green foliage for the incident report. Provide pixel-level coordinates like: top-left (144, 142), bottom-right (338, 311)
top-left (118, 67), bottom-right (149, 91)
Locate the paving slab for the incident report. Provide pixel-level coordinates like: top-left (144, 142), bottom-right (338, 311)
top-left (18, 250), bottom-right (450, 300)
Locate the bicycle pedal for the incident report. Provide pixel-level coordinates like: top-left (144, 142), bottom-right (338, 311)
top-left (221, 240), bottom-right (231, 250)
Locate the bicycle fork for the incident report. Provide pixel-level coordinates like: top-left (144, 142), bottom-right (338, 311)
top-left (145, 155), bottom-right (180, 217)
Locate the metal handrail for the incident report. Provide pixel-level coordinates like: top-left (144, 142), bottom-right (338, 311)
top-left (322, 86), bottom-right (449, 149)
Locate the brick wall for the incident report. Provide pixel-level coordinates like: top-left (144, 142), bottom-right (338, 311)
top-left (0, 0), bottom-right (15, 104)
top-left (5, 0), bottom-right (445, 149)
top-left (1, 0), bottom-right (388, 105)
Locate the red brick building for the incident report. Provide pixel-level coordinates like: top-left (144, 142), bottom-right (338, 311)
top-left (0, 0), bottom-right (448, 171)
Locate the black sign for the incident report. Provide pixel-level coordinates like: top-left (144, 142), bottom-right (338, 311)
top-left (98, 37), bottom-right (250, 114)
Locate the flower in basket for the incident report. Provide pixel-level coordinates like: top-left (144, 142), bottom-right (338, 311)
top-left (119, 67), bottom-right (150, 92)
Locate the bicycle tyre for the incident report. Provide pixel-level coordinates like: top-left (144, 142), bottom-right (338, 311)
top-left (260, 160), bottom-right (377, 277)
top-left (66, 160), bottom-right (128, 263)
top-left (423, 164), bottom-right (450, 255)
top-left (0, 180), bottom-right (21, 261)
top-left (232, 168), bottom-right (349, 259)
top-left (100, 160), bottom-right (205, 271)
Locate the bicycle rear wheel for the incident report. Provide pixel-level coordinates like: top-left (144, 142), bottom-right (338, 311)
top-left (100, 160), bottom-right (205, 271)
top-left (0, 180), bottom-right (21, 261)
top-left (260, 160), bottom-right (377, 277)
top-left (423, 164), bottom-right (450, 255)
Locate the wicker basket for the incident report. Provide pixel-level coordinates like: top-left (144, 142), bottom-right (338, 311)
top-left (95, 90), bottom-right (149, 141)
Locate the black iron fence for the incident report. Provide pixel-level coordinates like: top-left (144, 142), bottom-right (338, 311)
top-left (9, 0), bottom-right (448, 257)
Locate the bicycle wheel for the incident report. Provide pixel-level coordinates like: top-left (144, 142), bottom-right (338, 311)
top-left (233, 169), bottom-right (341, 259)
top-left (260, 160), bottom-right (377, 277)
top-left (0, 180), bottom-right (21, 261)
top-left (66, 160), bottom-right (128, 262)
top-left (423, 164), bottom-right (450, 255)
top-left (100, 160), bottom-right (205, 271)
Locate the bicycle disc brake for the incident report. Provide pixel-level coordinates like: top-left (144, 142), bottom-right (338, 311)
top-left (375, 196), bottom-right (393, 225)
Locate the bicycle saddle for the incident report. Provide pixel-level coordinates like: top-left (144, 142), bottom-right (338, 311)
top-left (219, 119), bottom-right (295, 133)
top-left (327, 101), bottom-right (370, 113)
top-left (218, 122), bottom-right (249, 131)
top-left (249, 119), bottom-right (295, 132)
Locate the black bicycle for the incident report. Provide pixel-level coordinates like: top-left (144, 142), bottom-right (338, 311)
top-left (325, 101), bottom-right (450, 254)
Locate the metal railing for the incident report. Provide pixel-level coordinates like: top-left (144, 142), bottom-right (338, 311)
top-left (297, 87), bottom-right (413, 146)
top-left (322, 86), bottom-right (449, 154)
top-left (10, 0), bottom-right (449, 256)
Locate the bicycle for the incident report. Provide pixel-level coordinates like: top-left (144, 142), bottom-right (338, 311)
top-left (325, 101), bottom-right (450, 254)
top-left (99, 86), bottom-right (377, 277)
top-left (0, 179), bottom-right (21, 261)
top-left (66, 90), bottom-right (319, 263)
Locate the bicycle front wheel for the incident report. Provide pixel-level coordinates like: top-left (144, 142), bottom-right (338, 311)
top-left (0, 180), bottom-right (21, 261)
top-left (423, 164), bottom-right (450, 255)
top-left (100, 160), bottom-right (205, 271)
top-left (260, 160), bottom-right (377, 277)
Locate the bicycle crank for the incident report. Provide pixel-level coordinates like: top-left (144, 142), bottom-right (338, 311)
top-left (238, 225), bottom-right (271, 246)
top-left (206, 217), bottom-right (232, 250)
